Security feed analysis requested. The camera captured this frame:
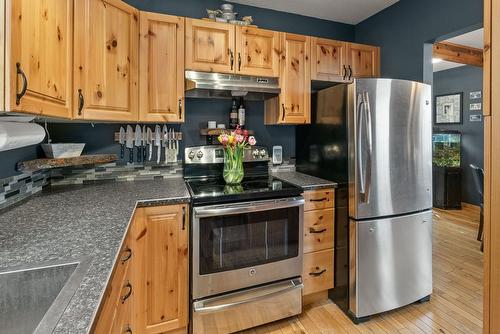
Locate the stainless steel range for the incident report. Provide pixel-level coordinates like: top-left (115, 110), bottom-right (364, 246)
top-left (184, 145), bottom-right (304, 334)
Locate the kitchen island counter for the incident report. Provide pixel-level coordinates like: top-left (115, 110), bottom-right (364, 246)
top-left (0, 178), bottom-right (190, 333)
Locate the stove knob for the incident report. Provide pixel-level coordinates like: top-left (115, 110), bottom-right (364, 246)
top-left (188, 151), bottom-right (196, 160)
top-left (196, 151), bottom-right (204, 159)
top-left (259, 149), bottom-right (267, 158)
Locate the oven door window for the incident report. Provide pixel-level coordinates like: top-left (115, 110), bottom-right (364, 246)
top-left (199, 207), bottom-right (299, 275)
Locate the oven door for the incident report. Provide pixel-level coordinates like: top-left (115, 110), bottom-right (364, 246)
top-left (192, 197), bottom-right (304, 299)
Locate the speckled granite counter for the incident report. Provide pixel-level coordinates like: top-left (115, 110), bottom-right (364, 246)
top-left (272, 171), bottom-right (338, 190)
top-left (0, 178), bottom-right (190, 333)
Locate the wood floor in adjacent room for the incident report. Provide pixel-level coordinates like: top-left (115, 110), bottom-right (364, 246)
top-left (241, 207), bottom-right (484, 334)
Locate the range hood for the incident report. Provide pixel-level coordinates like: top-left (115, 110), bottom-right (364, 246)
top-left (185, 70), bottom-right (280, 101)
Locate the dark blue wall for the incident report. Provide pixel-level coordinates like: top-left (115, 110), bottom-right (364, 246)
top-left (355, 0), bottom-right (483, 82)
top-left (0, 1), bottom-right (354, 179)
top-left (433, 65), bottom-right (483, 205)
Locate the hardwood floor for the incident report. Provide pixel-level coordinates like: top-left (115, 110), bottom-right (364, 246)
top-left (240, 207), bottom-right (483, 334)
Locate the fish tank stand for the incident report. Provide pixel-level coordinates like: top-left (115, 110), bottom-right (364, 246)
top-left (432, 131), bottom-right (462, 209)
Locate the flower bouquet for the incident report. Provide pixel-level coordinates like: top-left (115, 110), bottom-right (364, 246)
top-left (218, 126), bottom-right (257, 184)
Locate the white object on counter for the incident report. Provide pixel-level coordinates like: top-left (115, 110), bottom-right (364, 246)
top-left (41, 143), bottom-right (85, 158)
top-left (0, 121), bottom-right (45, 152)
top-left (217, 124), bottom-right (226, 129)
top-left (208, 121), bottom-right (217, 129)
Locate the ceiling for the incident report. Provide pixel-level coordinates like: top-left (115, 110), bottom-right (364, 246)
top-left (433, 28), bottom-right (483, 72)
top-left (227, 0), bottom-right (399, 25)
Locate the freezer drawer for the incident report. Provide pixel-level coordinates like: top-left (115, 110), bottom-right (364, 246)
top-left (349, 211), bottom-right (432, 318)
top-left (192, 278), bottom-right (302, 334)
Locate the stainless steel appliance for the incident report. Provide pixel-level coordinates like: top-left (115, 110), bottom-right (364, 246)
top-left (184, 145), bottom-right (304, 334)
top-left (296, 79), bottom-right (433, 322)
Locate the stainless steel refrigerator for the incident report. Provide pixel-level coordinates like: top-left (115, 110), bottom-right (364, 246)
top-left (296, 78), bottom-right (433, 322)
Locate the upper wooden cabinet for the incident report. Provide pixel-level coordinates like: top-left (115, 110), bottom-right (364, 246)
top-left (311, 37), bottom-right (348, 82)
top-left (266, 33), bottom-right (310, 124)
top-left (131, 204), bottom-right (189, 334)
top-left (235, 26), bottom-right (280, 77)
top-left (7, 0), bottom-right (73, 117)
top-left (185, 18), bottom-right (235, 74)
top-left (139, 12), bottom-right (185, 123)
top-left (346, 42), bottom-right (380, 79)
top-left (73, 0), bottom-right (139, 121)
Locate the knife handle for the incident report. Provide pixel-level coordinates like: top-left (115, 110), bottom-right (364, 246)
top-left (120, 144), bottom-right (125, 159)
top-left (137, 147), bottom-right (142, 163)
top-left (129, 148), bottom-right (134, 164)
top-left (143, 145), bottom-right (147, 161)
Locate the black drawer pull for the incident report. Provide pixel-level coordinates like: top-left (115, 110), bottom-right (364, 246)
top-left (310, 197), bottom-right (327, 202)
top-left (309, 227), bottom-right (327, 234)
top-left (123, 325), bottom-right (132, 334)
top-left (309, 269), bottom-right (327, 277)
top-left (120, 282), bottom-right (132, 303)
top-left (121, 248), bottom-right (132, 264)
top-left (16, 63), bottom-right (28, 105)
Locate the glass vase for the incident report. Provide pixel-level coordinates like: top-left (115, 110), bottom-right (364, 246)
top-left (223, 146), bottom-right (244, 184)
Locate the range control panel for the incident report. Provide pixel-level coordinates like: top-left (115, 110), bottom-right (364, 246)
top-left (184, 145), bottom-right (269, 164)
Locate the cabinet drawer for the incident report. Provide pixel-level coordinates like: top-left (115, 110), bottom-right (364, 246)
top-left (304, 189), bottom-right (335, 211)
top-left (304, 209), bottom-right (334, 253)
top-left (302, 249), bottom-right (334, 295)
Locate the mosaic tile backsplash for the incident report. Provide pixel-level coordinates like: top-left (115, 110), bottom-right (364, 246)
top-left (0, 171), bottom-right (50, 210)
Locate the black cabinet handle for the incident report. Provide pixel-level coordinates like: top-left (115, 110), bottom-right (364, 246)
top-left (342, 65), bottom-right (347, 81)
top-left (78, 89), bottom-right (84, 116)
top-left (310, 197), bottom-right (327, 202)
top-left (16, 63), bottom-right (28, 105)
top-left (120, 282), bottom-right (132, 303)
top-left (309, 269), bottom-right (327, 277)
top-left (178, 98), bottom-right (182, 119)
top-left (348, 66), bottom-right (353, 80)
top-left (121, 247), bottom-right (132, 264)
top-left (182, 206), bottom-right (186, 230)
top-left (230, 50), bottom-right (234, 70)
top-left (123, 325), bottom-right (133, 334)
top-left (238, 52), bottom-right (242, 71)
top-left (309, 227), bottom-right (327, 234)
top-left (281, 104), bottom-right (286, 121)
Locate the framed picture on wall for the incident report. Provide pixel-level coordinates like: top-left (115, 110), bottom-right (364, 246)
top-left (435, 93), bottom-right (463, 124)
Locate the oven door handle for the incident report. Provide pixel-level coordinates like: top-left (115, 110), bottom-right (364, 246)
top-left (193, 278), bottom-right (303, 313)
top-left (194, 197), bottom-right (304, 218)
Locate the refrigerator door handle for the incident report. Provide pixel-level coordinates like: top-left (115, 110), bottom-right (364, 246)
top-left (357, 94), bottom-right (366, 198)
top-left (363, 91), bottom-right (373, 203)
top-left (357, 92), bottom-right (373, 203)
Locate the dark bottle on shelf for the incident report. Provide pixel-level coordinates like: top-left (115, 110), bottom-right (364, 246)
top-left (229, 99), bottom-right (238, 129)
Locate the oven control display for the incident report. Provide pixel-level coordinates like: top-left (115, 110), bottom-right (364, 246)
top-left (215, 148), bottom-right (224, 159)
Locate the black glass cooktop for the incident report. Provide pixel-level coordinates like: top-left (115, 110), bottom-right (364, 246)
top-left (185, 176), bottom-right (303, 205)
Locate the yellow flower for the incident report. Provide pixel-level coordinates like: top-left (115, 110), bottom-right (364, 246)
top-left (228, 135), bottom-right (234, 144)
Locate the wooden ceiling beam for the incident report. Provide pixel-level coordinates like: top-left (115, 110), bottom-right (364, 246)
top-left (433, 41), bottom-right (483, 67)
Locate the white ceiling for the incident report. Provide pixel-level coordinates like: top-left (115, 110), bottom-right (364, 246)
top-left (433, 28), bottom-right (483, 72)
top-left (227, 0), bottom-right (400, 25)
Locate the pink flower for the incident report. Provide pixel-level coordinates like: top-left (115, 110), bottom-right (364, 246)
top-left (235, 134), bottom-right (244, 143)
top-left (218, 134), bottom-right (229, 145)
top-left (248, 136), bottom-right (256, 146)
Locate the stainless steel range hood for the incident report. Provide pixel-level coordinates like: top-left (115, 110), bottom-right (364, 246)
top-left (185, 70), bottom-right (280, 101)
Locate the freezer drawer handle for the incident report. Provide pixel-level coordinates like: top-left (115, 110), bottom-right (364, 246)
top-left (309, 227), bottom-right (327, 234)
top-left (309, 268), bottom-right (327, 277)
top-left (193, 279), bottom-right (303, 313)
top-left (309, 197), bottom-right (327, 202)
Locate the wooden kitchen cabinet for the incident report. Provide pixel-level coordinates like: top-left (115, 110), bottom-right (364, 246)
top-left (131, 204), bottom-right (189, 334)
top-left (139, 12), bottom-right (185, 123)
top-left (265, 33), bottom-right (311, 124)
top-left (311, 37), bottom-right (348, 82)
top-left (235, 26), bottom-right (280, 77)
top-left (73, 0), bottom-right (139, 121)
top-left (6, 0), bottom-right (73, 117)
top-left (185, 18), bottom-right (235, 74)
top-left (346, 42), bottom-right (380, 79)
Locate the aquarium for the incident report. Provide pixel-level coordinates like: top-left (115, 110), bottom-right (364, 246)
top-left (432, 132), bottom-right (461, 167)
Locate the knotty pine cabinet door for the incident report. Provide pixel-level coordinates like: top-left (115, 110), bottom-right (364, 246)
top-left (311, 37), bottom-right (348, 82)
top-left (139, 12), bottom-right (184, 123)
top-left (185, 18), bottom-right (235, 74)
top-left (273, 33), bottom-right (311, 124)
top-left (235, 26), bottom-right (280, 77)
top-left (131, 205), bottom-right (189, 334)
top-left (346, 42), bottom-right (380, 79)
top-left (73, 0), bottom-right (139, 121)
top-left (7, 0), bottom-right (73, 117)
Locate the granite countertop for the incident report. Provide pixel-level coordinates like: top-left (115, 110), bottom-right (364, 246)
top-left (272, 170), bottom-right (338, 190)
top-left (0, 178), bottom-right (190, 333)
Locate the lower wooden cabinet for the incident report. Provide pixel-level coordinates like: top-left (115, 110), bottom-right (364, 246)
top-left (302, 188), bottom-right (335, 301)
top-left (92, 204), bottom-right (189, 334)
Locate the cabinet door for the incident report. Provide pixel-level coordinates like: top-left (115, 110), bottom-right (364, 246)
top-left (185, 18), bottom-right (235, 74)
top-left (8, 0), bottom-right (73, 117)
top-left (74, 0), bottom-right (139, 121)
top-left (0, 0), bottom-right (5, 111)
top-left (279, 33), bottom-right (311, 124)
top-left (235, 26), bottom-right (280, 77)
top-left (139, 12), bottom-right (184, 123)
top-left (346, 42), bottom-right (380, 78)
top-left (311, 37), bottom-right (348, 82)
top-left (131, 205), bottom-right (189, 334)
